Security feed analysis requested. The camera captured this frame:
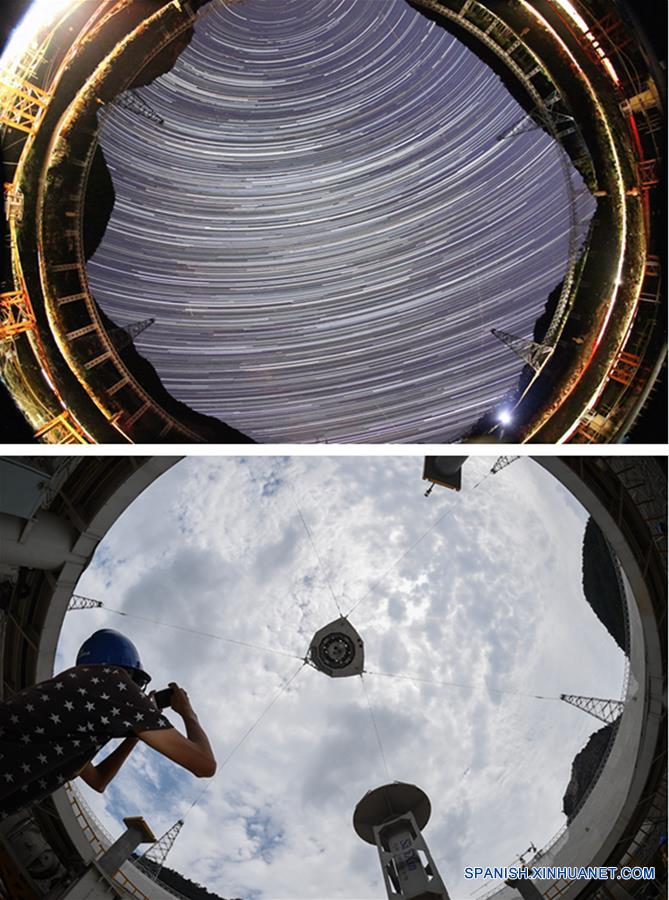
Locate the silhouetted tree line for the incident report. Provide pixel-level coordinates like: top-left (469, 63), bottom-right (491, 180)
top-left (132, 856), bottom-right (241, 900)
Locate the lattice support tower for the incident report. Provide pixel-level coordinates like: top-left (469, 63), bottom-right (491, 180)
top-left (68, 595), bottom-right (103, 611)
top-left (109, 318), bottom-right (155, 351)
top-left (491, 329), bottom-right (553, 371)
top-left (496, 91), bottom-right (576, 142)
top-left (560, 694), bottom-right (624, 724)
top-left (490, 456), bottom-right (520, 475)
top-left (0, 76), bottom-right (50, 134)
top-left (138, 819), bottom-right (184, 880)
top-left (115, 91), bottom-right (164, 125)
top-left (1, 291), bottom-right (35, 339)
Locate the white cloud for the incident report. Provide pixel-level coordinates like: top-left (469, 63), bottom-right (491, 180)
top-left (56, 457), bottom-right (625, 899)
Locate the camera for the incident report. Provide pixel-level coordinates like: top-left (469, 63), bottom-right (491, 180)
top-left (153, 687), bottom-right (174, 709)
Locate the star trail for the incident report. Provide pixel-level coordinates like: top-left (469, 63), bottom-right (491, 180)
top-left (87, 0), bottom-right (594, 443)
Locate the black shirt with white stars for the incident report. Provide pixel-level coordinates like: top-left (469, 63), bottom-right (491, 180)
top-left (0, 665), bottom-right (172, 819)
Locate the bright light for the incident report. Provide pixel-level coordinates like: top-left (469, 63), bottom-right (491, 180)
top-left (498, 410), bottom-right (513, 425)
top-left (549, 0), bottom-right (620, 84)
top-left (550, 0), bottom-right (590, 34)
top-left (0, 0), bottom-right (78, 71)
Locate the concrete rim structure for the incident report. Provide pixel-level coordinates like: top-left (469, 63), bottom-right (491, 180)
top-left (0, 0), bottom-right (665, 444)
top-left (0, 455), bottom-right (665, 898)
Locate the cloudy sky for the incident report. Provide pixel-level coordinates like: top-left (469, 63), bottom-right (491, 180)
top-left (56, 457), bottom-right (625, 899)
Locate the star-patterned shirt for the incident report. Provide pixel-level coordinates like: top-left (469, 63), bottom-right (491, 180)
top-left (0, 665), bottom-right (173, 819)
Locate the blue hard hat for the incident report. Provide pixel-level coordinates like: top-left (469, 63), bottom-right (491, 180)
top-left (76, 629), bottom-right (151, 686)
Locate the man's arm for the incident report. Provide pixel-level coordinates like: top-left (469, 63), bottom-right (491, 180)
top-left (136, 684), bottom-right (216, 778)
top-left (79, 736), bottom-right (139, 792)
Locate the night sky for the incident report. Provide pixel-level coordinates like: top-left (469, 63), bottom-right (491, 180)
top-left (88, 0), bottom-right (594, 443)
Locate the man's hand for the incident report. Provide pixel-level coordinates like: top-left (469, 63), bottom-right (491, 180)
top-left (169, 683), bottom-right (195, 720)
top-left (137, 683), bottom-right (216, 778)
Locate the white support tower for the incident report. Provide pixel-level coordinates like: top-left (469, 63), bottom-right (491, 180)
top-left (68, 594), bottom-right (103, 611)
top-left (560, 694), bottom-right (625, 724)
top-left (138, 819), bottom-right (184, 881)
top-left (496, 90), bottom-right (577, 141)
top-left (354, 783), bottom-right (449, 900)
top-left (115, 91), bottom-right (164, 125)
top-left (490, 456), bottom-right (520, 476)
top-left (109, 318), bottom-right (155, 351)
top-left (491, 329), bottom-right (553, 372)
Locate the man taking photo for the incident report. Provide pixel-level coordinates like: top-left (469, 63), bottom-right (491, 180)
top-left (0, 629), bottom-right (216, 818)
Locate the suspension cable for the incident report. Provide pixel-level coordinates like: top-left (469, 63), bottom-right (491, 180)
top-left (181, 661), bottom-right (306, 820)
top-left (360, 673), bottom-right (391, 781)
top-left (290, 489), bottom-right (345, 619)
top-left (216, 662), bottom-right (306, 772)
top-left (183, 779), bottom-right (212, 818)
top-left (471, 471), bottom-right (492, 490)
top-left (102, 606), bottom-right (304, 661)
top-left (364, 669), bottom-right (559, 701)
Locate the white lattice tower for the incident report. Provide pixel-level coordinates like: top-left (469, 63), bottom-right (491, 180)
top-left (560, 694), bottom-right (625, 724)
top-left (496, 91), bottom-right (576, 142)
top-left (490, 456), bottom-right (520, 475)
top-left (138, 820), bottom-right (184, 880)
top-left (109, 318), bottom-right (155, 351)
top-left (115, 92), bottom-right (164, 125)
top-left (68, 595), bottom-right (103, 611)
top-left (491, 329), bottom-right (554, 371)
